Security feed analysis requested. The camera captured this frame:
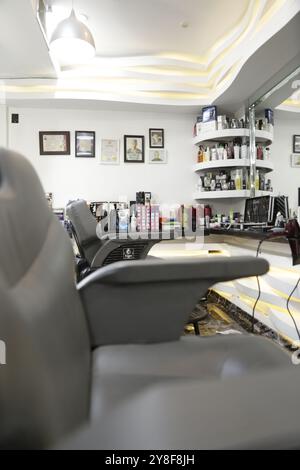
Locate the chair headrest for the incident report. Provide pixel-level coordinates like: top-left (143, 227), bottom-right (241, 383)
top-left (0, 148), bottom-right (52, 286)
top-left (66, 199), bottom-right (98, 247)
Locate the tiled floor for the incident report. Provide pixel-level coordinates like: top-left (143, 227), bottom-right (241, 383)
top-left (185, 293), bottom-right (246, 337)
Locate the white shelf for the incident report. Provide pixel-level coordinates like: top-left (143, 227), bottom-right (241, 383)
top-left (193, 128), bottom-right (273, 146)
top-left (193, 159), bottom-right (274, 173)
top-left (256, 129), bottom-right (274, 144)
top-left (193, 190), bottom-right (273, 200)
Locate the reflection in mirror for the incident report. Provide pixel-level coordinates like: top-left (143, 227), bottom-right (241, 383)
top-left (252, 65), bottom-right (300, 218)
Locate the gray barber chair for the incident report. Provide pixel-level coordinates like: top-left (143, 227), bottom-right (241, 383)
top-left (66, 200), bottom-right (160, 277)
top-left (0, 149), bottom-right (293, 450)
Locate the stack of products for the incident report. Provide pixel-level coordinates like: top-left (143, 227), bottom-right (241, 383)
top-left (197, 141), bottom-right (271, 163)
top-left (193, 106), bottom-right (274, 137)
top-left (196, 169), bottom-right (272, 193)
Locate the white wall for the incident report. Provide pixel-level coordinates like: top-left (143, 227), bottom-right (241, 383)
top-left (8, 106), bottom-right (196, 208)
top-left (271, 113), bottom-right (300, 213)
top-left (0, 104), bottom-right (7, 147)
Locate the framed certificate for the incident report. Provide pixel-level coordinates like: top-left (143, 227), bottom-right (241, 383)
top-left (39, 131), bottom-right (70, 156)
top-left (100, 139), bottom-right (120, 164)
top-left (76, 131), bottom-right (96, 158)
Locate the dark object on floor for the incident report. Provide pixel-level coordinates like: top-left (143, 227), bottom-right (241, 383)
top-left (188, 302), bottom-right (209, 335)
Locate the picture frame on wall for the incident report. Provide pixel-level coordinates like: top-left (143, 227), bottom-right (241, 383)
top-left (39, 131), bottom-right (70, 156)
top-left (100, 139), bottom-right (120, 164)
top-left (291, 153), bottom-right (300, 167)
top-left (149, 128), bottom-right (164, 148)
top-left (75, 131), bottom-right (96, 158)
top-left (293, 135), bottom-right (300, 154)
top-left (124, 135), bottom-right (144, 163)
top-left (149, 149), bottom-right (167, 164)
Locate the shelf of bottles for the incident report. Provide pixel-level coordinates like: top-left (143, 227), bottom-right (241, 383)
top-left (193, 106), bottom-right (274, 201)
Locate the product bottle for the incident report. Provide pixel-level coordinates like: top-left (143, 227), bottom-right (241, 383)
top-left (241, 138), bottom-right (247, 160)
top-left (204, 205), bottom-right (212, 228)
top-left (264, 147), bottom-right (270, 160)
top-left (255, 170), bottom-right (260, 191)
top-left (196, 177), bottom-right (203, 193)
top-left (197, 146), bottom-right (204, 163)
top-left (235, 170), bottom-right (242, 190)
top-left (211, 147), bottom-right (217, 161)
top-left (130, 213), bottom-right (137, 232)
top-left (234, 143), bottom-right (240, 159)
top-left (118, 209), bottom-right (129, 233)
top-left (227, 143), bottom-right (234, 159)
top-left (260, 173), bottom-right (265, 191)
top-left (257, 145), bottom-right (263, 160)
top-left (223, 144), bottom-right (228, 160)
top-left (204, 146), bottom-right (210, 162)
top-left (217, 145), bottom-right (224, 160)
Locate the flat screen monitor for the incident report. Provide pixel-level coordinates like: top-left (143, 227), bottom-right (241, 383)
top-left (244, 195), bottom-right (289, 225)
top-left (244, 196), bottom-right (274, 224)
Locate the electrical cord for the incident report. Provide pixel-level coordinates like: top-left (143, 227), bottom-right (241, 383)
top-left (286, 277), bottom-right (300, 343)
top-left (253, 237), bottom-right (300, 342)
top-left (252, 239), bottom-right (266, 333)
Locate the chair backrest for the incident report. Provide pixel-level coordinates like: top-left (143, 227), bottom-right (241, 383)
top-left (0, 149), bottom-right (91, 449)
top-left (66, 200), bottom-right (101, 265)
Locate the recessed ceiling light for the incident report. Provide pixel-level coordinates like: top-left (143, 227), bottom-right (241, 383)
top-left (180, 21), bottom-right (189, 29)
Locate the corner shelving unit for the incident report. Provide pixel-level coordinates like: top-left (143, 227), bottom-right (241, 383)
top-left (193, 128), bottom-right (274, 201)
top-left (193, 159), bottom-right (274, 173)
top-left (193, 190), bottom-right (272, 200)
top-left (192, 128), bottom-right (273, 146)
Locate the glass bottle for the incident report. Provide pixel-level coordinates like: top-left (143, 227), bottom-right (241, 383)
top-left (255, 170), bottom-right (260, 190)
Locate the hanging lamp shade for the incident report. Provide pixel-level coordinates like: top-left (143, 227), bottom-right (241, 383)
top-left (49, 9), bottom-right (96, 64)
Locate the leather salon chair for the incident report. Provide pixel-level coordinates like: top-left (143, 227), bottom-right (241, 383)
top-left (66, 199), bottom-right (160, 278)
top-left (0, 149), bottom-right (296, 450)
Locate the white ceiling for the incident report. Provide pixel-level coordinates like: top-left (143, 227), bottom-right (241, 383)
top-left (215, 12), bottom-right (300, 111)
top-left (0, 0), bottom-right (300, 108)
top-left (49, 0), bottom-right (249, 58)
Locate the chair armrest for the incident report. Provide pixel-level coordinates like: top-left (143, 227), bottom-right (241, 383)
top-left (78, 257), bottom-right (268, 348)
top-left (80, 256), bottom-right (268, 286)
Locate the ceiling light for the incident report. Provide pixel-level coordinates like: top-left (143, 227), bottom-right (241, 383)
top-left (49, 8), bottom-right (96, 64)
top-left (180, 21), bottom-right (189, 29)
